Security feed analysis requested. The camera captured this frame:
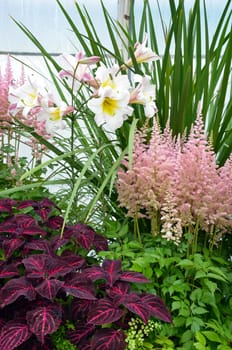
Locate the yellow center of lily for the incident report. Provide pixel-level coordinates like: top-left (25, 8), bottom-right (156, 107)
top-left (102, 97), bottom-right (118, 116)
top-left (102, 77), bottom-right (116, 90)
top-left (49, 108), bottom-right (61, 121)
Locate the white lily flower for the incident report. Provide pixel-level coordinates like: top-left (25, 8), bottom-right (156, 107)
top-left (130, 75), bottom-right (158, 117)
top-left (9, 75), bottom-right (48, 117)
top-left (88, 63), bottom-right (133, 131)
top-left (88, 86), bottom-right (133, 132)
top-left (59, 52), bottom-right (100, 83)
top-left (37, 100), bottom-right (70, 134)
top-left (125, 33), bottom-right (160, 67)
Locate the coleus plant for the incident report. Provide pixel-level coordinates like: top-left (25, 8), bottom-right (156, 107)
top-left (0, 198), bottom-right (171, 350)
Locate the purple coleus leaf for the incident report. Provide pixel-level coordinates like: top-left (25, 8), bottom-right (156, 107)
top-left (106, 281), bottom-right (130, 299)
top-left (22, 254), bottom-right (75, 279)
top-left (0, 321), bottom-right (31, 350)
top-left (70, 299), bottom-right (94, 320)
top-left (92, 233), bottom-right (108, 252)
top-left (64, 274), bottom-right (97, 300)
top-left (0, 214), bottom-right (47, 237)
top-left (0, 262), bottom-right (20, 279)
top-left (102, 260), bottom-right (122, 287)
top-left (26, 304), bottom-right (62, 344)
top-left (0, 276), bottom-right (36, 308)
top-left (17, 198), bottom-right (60, 222)
top-left (24, 239), bottom-right (51, 254)
top-left (35, 279), bottom-right (64, 301)
top-left (141, 293), bottom-right (172, 323)
top-left (50, 235), bottom-right (70, 251)
top-left (65, 223), bottom-right (96, 250)
top-left (45, 215), bottom-right (64, 230)
top-left (84, 265), bottom-right (106, 282)
top-left (90, 328), bottom-right (126, 350)
top-left (117, 293), bottom-right (151, 324)
top-left (2, 237), bottom-right (24, 258)
top-left (58, 250), bottom-right (85, 270)
top-left (68, 322), bottom-right (95, 345)
top-left (85, 260), bottom-right (146, 288)
top-left (87, 298), bottom-right (124, 325)
top-left (0, 198), bottom-right (16, 213)
top-left (119, 271), bottom-right (151, 284)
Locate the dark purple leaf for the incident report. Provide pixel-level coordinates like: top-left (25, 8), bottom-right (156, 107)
top-left (26, 304), bottom-right (62, 344)
top-left (0, 277), bottom-right (36, 308)
top-left (141, 294), bottom-right (172, 323)
top-left (87, 299), bottom-right (124, 325)
top-left (66, 223), bottom-right (95, 250)
top-left (45, 216), bottom-right (64, 230)
top-left (17, 200), bottom-right (37, 210)
top-left (0, 224), bottom-right (17, 234)
top-left (10, 214), bottom-right (37, 228)
top-left (50, 236), bottom-right (70, 251)
top-left (2, 238), bottom-right (24, 258)
top-left (119, 271), bottom-right (151, 284)
top-left (77, 343), bottom-right (91, 350)
top-left (0, 318), bottom-right (5, 329)
top-left (106, 281), bottom-right (130, 298)
top-left (90, 329), bottom-right (126, 350)
top-left (0, 214), bottom-right (47, 237)
top-left (68, 322), bottom-right (95, 345)
top-left (58, 251), bottom-right (85, 269)
top-left (23, 254), bottom-right (75, 279)
top-left (84, 266), bottom-right (106, 282)
top-left (35, 279), bottom-right (64, 301)
top-left (118, 293), bottom-right (150, 323)
top-left (70, 299), bottom-right (94, 319)
top-left (18, 199), bottom-right (60, 221)
top-left (64, 275), bottom-right (96, 300)
top-left (102, 260), bottom-right (122, 287)
top-left (24, 239), bottom-right (50, 253)
top-left (0, 321), bottom-right (31, 350)
top-left (0, 263), bottom-right (20, 279)
top-left (92, 233), bottom-right (108, 252)
top-left (0, 198), bottom-right (16, 213)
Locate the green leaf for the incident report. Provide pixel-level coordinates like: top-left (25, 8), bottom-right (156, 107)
top-left (195, 270), bottom-right (207, 279)
top-left (171, 301), bottom-right (181, 311)
top-left (202, 331), bottom-right (222, 343)
top-left (202, 279), bottom-right (217, 293)
top-left (177, 259), bottom-right (194, 268)
top-left (217, 346), bottom-right (232, 350)
top-left (173, 316), bottom-right (186, 327)
top-left (190, 317), bottom-right (205, 332)
top-left (191, 306), bottom-right (208, 315)
top-left (180, 330), bottom-right (194, 344)
top-left (195, 332), bottom-right (206, 346)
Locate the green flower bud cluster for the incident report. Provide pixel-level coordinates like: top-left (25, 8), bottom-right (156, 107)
top-left (126, 317), bottom-right (161, 350)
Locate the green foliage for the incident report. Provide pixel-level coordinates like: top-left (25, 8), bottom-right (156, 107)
top-left (100, 225), bottom-right (232, 349)
top-left (51, 322), bottom-right (76, 350)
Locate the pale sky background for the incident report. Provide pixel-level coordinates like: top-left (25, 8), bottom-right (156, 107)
top-left (0, 0), bottom-right (230, 54)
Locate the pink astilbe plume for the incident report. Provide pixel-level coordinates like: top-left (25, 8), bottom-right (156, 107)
top-left (117, 121), bottom-right (178, 220)
top-left (174, 116), bottom-right (232, 236)
top-left (0, 56), bottom-right (14, 127)
top-left (117, 115), bottom-right (232, 244)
